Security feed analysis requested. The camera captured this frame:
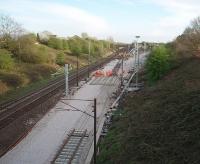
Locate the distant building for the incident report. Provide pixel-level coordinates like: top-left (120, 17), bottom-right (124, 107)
top-left (38, 31), bottom-right (57, 41)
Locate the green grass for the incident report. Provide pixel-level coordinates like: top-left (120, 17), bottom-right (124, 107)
top-left (97, 57), bottom-right (200, 164)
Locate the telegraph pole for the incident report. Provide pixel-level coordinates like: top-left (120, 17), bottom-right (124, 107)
top-left (76, 54), bottom-right (79, 87)
top-left (94, 98), bottom-right (97, 164)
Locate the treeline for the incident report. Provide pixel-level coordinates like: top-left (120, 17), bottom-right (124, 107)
top-left (0, 31), bottom-right (114, 67)
top-left (38, 33), bottom-right (114, 57)
top-left (0, 16), bottom-right (114, 66)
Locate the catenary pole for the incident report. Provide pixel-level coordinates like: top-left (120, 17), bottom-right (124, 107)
top-left (94, 98), bottom-right (97, 164)
top-left (65, 64), bottom-right (69, 96)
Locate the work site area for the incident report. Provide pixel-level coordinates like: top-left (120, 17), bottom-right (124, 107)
top-left (1, 1), bottom-right (200, 164)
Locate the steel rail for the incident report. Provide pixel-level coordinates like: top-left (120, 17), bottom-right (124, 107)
top-left (0, 54), bottom-right (117, 129)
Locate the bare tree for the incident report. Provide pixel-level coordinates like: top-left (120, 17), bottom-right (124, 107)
top-left (183, 27), bottom-right (193, 34)
top-left (0, 15), bottom-right (24, 38)
top-left (191, 16), bottom-right (200, 34)
top-left (176, 16), bottom-right (200, 57)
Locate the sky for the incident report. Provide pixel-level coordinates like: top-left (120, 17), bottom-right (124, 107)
top-left (0, 0), bottom-right (200, 43)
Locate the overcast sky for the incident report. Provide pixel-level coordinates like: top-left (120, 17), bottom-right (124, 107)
top-left (0, 0), bottom-right (200, 43)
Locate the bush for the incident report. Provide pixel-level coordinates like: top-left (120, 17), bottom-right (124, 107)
top-left (20, 45), bottom-right (48, 64)
top-left (56, 52), bottom-right (65, 65)
top-left (18, 34), bottom-right (36, 46)
top-left (24, 64), bottom-right (56, 82)
top-left (35, 64), bottom-right (56, 77)
top-left (0, 36), bottom-right (18, 53)
top-left (47, 37), bottom-right (63, 50)
top-left (0, 71), bottom-right (24, 87)
top-left (46, 51), bottom-right (56, 64)
top-left (62, 40), bottom-right (69, 50)
top-left (68, 39), bottom-right (82, 55)
top-left (0, 49), bottom-right (14, 70)
top-left (146, 45), bottom-right (172, 83)
top-left (0, 80), bottom-right (9, 95)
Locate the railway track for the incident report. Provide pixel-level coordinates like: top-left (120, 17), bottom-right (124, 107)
top-left (0, 54), bottom-right (117, 130)
top-left (52, 129), bottom-right (89, 164)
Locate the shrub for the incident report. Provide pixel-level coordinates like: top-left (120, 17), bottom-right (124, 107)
top-left (47, 37), bottom-right (63, 50)
top-left (0, 49), bottom-right (14, 70)
top-left (0, 80), bottom-right (9, 95)
top-left (46, 52), bottom-right (56, 64)
top-left (56, 52), bottom-right (65, 66)
top-left (81, 40), bottom-right (89, 54)
top-left (62, 40), bottom-right (69, 50)
top-left (146, 45), bottom-right (172, 83)
top-left (18, 34), bottom-right (36, 45)
top-left (0, 71), bottom-right (24, 87)
top-left (24, 64), bottom-right (56, 82)
top-left (68, 40), bottom-right (81, 55)
top-left (19, 45), bottom-right (48, 64)
top-left (0, 36), bottom-right (18, 53)
top-left (35, 64), bottom-right (56, 77)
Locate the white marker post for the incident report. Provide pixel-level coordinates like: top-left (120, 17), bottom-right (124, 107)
top-left (65, 64), bottom-right (69, 96)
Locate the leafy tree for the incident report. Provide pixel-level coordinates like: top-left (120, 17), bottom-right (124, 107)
top-left (18, 34), bottom-right (36, 47)
top-left (40, 33), bottom-right (115, 57)
top-left (81, 40), bottom-right (89, 54)
top-left (0, 49), bottom-right (14, 70)
top-left (15, 34), bottom-right (37, 59)
top-left (20, 45), bottom-right (48, 64)
top-left (62, 39), bottom-right (69, 50)
top-left (48, 37), bottom-right (63, 50)
top-left (68, 39), bottom-right (82, 55)
top-left (0, 35), bottom-right (17, 52)
top-left (101, 40), bottom-right (109, 49)
top-left (146, 45), bottom-right (172, 83)
top-left (93, 43), bottom-right (102, 56)
top-left (56, 52), bottom-right (65, 65)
